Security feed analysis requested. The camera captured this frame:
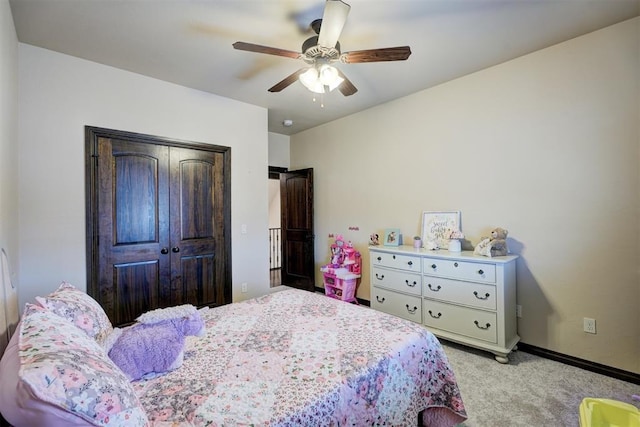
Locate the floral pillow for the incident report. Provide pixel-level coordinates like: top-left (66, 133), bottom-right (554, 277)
top-left (36, 281), bottom-right (113, 343)
top-left (17, 303), bottom-right (149, 426)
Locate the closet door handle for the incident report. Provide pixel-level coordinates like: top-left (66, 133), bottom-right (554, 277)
top-left (160, 247), bottom-right (169, 254)
top-left (172, 247), bottom-right (180, 253)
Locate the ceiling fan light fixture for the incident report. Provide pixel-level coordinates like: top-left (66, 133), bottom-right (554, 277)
top-left (299, 67), bottom-right (325, 93)
top-left (318, 64), bottom-right (344, 91)
top-left (233, 0), bottom-right (408, 98)
top-left (300, 65), bottom-right (343, 94)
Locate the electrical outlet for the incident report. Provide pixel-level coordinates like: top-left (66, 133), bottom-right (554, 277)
top-left (516, 305), bottom-right (522, 318)
top-left (583, 317), bottom-right (596, 334)
top-left (241, 282), bottom-right (248, 293)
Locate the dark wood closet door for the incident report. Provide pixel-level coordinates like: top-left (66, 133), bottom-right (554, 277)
top-left (168, 147), bottom-right (227, 308)
top-left (86, 127), bottom-right (231, 326)
top-left (96, 138), bottom-right (171, 325)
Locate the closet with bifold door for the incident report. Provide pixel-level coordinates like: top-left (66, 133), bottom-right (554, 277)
top-left (85, 127), bottom-right (231, 326)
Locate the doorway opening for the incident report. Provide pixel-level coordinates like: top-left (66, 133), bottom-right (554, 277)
top-left (269, 166), bottom-right (287, 287)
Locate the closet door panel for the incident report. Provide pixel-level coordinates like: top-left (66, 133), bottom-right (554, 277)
top-left (113, 155), bottom-right (158, 244)
top-left (96, 138), bottom-right (171, 324)
top-left (177, 254), bottom-right (216, 306)
top-left (113, 260), bottom-right (159, 325)
top-left (169, 148), bottom-right (227, 307)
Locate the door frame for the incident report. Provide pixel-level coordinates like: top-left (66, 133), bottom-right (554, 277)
top-left (269, 166), bottom-right (287, 179)
top-left (85, 126), bottom-right (232, 305)
top-left (268, 166), bottom-right (287, 288)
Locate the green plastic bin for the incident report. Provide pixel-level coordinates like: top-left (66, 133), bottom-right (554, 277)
top-left (579, 398), bottom-right (640, 427)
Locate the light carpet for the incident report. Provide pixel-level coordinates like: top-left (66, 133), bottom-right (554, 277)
top-left (440, 341), bottom-right (639, 426)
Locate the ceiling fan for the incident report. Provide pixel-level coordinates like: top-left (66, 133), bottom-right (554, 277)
top-left (232, 0), bottom-right (411, 96)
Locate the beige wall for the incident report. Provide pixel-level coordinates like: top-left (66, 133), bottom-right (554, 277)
top-left (268, 132), bottom-right (290, 169)
top-left (17, 44), bottom-right (271, 307)
top-left (0, 0), bottom-right (19, 354)
top-left (291, 18), bottom-right (640, 374)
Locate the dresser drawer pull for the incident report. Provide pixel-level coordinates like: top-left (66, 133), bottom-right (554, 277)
top-left (474, 321), bottom-right (491, 330)
top-left (427, 284), bottom-right (441, 292)
top-left (406, 304), bottom-right (418, 314)
top-left (430, 264), bottom-right (437, 270)
top-left (393, 255), bottom-right (396, 259)
top-left (454, 262), bottom-right (458, 267)
top-left (477, 269), bottom-right (485, 275)
top-left (405, 280), bottom-right (417, 287)
top-left (375, 273), bottom-right (385, 280)
top-left (474, 291), bottom-right (491, 300)
top-left (407, 260), bottom-right (413, 266)
top-left (376, 296), bottom-right (386, 303)
top-left (377, 256), bottom-right (382, 261)
top-left (428, 310), bottom-right (442, 319)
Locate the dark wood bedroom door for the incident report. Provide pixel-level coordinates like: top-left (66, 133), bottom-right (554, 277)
top-left (86, 127), bottom-right (231, 326)
top-left (280, 168), bottom-right (315, 292)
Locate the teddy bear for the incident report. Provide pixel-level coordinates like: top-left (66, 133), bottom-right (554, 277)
top-left (474, 227), bottom-right (509, 257)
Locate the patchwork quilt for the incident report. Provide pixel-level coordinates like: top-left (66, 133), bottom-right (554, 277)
top-left (133, 288), bottom-right (467, 426)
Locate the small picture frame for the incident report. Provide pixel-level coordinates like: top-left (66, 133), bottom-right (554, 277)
top-left (383, 228), bottom-right (401, 246)
top-left (422, 211), bottom-right (461, 249)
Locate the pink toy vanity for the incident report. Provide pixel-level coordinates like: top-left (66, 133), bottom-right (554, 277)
top-left (321, 235), bottom-right (361, 303)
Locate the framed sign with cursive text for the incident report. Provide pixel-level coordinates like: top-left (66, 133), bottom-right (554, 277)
top-left (421, 211), bottom-right (461, 250)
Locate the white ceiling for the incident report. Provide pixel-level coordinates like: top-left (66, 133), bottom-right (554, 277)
top-left (9, 0), bottom-right (640, 136)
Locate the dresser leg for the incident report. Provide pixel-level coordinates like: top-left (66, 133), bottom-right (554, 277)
top-left (494, 354), bottom-right (510, 364)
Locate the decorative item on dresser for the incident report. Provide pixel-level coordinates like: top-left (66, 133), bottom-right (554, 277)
top-left (383, 228), bottom-right (401, 246)
top-left (369, 245), bottom-right (519, 363)
top-left (421, 211), bottom-right (461, 250)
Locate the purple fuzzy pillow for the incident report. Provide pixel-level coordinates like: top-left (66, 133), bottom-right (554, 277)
top-left (105, 305), bottom-right (205, 381)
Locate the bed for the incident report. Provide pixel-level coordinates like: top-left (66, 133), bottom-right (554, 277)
top-left (0, 284), bottom-right (467, 426)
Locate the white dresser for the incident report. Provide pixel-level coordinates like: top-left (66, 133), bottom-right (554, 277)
top-left (370, 246), bottom-right (519, 363)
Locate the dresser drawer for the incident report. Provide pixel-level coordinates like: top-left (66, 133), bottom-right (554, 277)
top-left (372, 266), bottom-right (421, 296)
top-left (423, 277), bottom-right (496, 310)
top-left (423, 258), bottom-right (496, 283)
top-left (371, 287), bottom-right (422, 323)
top-left (423, 300), bottom-right (497, 343)
top-left (371, 251), bottom-right (420, 273)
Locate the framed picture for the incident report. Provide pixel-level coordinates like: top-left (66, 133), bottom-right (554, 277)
top-left (422, 211), bottom-right (461, 249)
top-left (383, 228), bottom-right (401, 246)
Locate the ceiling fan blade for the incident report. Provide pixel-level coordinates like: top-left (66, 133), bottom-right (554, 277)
top-left (233, 41), bottom-right (301, 60)
top-left (317, 0), bottom-right (351, 49)
top-left (336, 69), bottom-right (357, 96)
top-left (341, 46), bottom-right (412, 63)
top-left (268, 68), bottom-right (308, 93)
